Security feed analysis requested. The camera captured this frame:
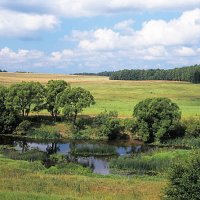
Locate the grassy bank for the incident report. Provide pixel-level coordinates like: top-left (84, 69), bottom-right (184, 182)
top-left (110, 149), bottom-right (191, 175)
top-left (0, 155), bottom-right (166, 200)
top-left (0, 73), bottom-right (199, 118)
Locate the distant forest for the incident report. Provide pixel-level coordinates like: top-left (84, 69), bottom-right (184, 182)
top-left (0, 69), bottom-right (7, 72)
top-left (75, 65), bottom-right (200, 83)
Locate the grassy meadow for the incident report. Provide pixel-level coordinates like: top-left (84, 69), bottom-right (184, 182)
top-left (0, 72), bottom-right (199, 118)
top-left (0, 155), bottom-right (166, 200)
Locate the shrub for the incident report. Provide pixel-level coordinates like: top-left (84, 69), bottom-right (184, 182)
top-left (184, 118), bottom-right (200, 137)
top-left (93, 111), bottom-right (123, 140)
top-left (164, 151), bottom-right (200, 200)
top-left (15, 120), bottom-right (32, 135)
top-left (133, 98), bottom-right (181, 143)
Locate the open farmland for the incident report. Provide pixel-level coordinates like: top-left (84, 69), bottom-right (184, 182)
top-left (0, 72), bottom-right (199, 118)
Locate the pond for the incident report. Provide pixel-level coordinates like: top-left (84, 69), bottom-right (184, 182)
top-left (0, 135), bottom-right (153, 175)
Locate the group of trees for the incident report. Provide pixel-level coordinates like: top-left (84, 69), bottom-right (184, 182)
top-left (0, 80), bottom-right (95, 134)
top-left (0, 69), bottom-right (7, 72)
top-left (110, 65), bottom-right (200, 83)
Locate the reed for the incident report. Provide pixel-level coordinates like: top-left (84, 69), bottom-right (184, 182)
top-left (71, 144), bottom-right (117, 156)
top-left (109, 149), bottom-right (190, 175)
top-left (164, 137), bottom-right (200, 148)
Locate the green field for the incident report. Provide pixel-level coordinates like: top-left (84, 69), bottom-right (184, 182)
top-left (0, 72), bottom-right (199, 118)
top-left (0, 155), bottom-right (166, 200)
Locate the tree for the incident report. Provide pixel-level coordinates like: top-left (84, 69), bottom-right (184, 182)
top-left (6, 82), bottom-right (45, 118)
top-left (164, 151), bottom-right (200, 200)
top-left (45, 80), bottom-right (70, 122)
top-left (133, 97), bottom-right (181, 143)
top-left (58, 87), bottom-right (95, 124)
top-left (0, 85), bottom-right (19, 134)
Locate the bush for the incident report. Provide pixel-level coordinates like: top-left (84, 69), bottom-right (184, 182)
top-left (133, 98), bottom-right (181, 143)
top-left (164, 151), bottom-right (200, 200)
top-left (93, 111), bottom-right (123, 140)
top-left (184, 118), bottom-right (200, 137)
top-left (15, 120), bottom-right (32, 135)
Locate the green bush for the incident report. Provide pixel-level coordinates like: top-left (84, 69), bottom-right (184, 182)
top-left (15, 120), bottom-right (32, 135)
top-left (184, 118), bottom-right (200, 137)
top-left (133, 98), bottom-right (181, 143)
top-left (164, 151), bottom-right (200, 200)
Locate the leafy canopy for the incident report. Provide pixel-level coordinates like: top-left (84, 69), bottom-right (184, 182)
top-left (133, 97), bottom-right (181, 143)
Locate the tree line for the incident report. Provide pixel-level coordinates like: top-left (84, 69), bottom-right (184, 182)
top-left (110, 65), bottom-right (200, 83)
top-left (0, 80), bottom-right (95, 134)
top-left (0, 69), bottom-right (7, 72)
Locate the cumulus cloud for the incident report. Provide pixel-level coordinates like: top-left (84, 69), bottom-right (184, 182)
top-left (1, 0), bottom-right (200, 17)
top-left (70, 9), bottom-right (200, 51)
top-left (0, 9), bottom-right (59, 38)
top-left (1, 8), bottom-right (200, 73)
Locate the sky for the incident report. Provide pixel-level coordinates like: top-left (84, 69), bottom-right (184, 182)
top-left (0, 1), bottom-right (200, 74)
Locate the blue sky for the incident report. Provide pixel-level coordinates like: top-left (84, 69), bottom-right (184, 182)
top-left (0, 1), bottom-right (200, 73)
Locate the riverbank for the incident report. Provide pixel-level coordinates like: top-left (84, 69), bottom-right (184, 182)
top-left (0, 155), bottom-right (166, 200)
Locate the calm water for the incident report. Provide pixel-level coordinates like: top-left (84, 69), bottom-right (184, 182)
top-left (0, 135), bottom-right (151, 175)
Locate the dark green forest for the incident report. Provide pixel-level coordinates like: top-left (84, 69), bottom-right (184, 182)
top-left (74, 65), bottom-right (200, 83)
top-left (110, 65), bottom-right (200, 83)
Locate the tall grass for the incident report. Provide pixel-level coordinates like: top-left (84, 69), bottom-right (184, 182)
top-left (0, 155), bottom-right (166, 200)
top-left (164, 137), bottom-right (200, 148)
top-left (27, 125), bottom-right (62, 139)
top-left (71, 144), bottom-right (117, 156)
top-left (110, 149), bottom-right (190, 175)
top-left (0, 146), bottom-right (46, 161)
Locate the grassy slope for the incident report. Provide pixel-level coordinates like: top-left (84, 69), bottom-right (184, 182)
top-left (0, 72), bottom-right (199, 118)
top-left (0, 155), bottom-right (166, 200)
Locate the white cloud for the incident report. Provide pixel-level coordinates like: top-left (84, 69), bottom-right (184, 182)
top-left (173, 47), bottom-right (197, 57)
top-left (1, 0), bottom-right (200, 17)
top-left (68, 9), bottom-right (200, 52)
top-left (0, 9), bottom-right (59, 37)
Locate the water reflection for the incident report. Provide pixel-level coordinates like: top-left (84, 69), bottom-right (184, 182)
top-left (0, 135), bottom-right (147, 175)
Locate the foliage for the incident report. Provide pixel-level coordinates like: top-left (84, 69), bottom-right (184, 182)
top-left (164, 151), bottom-right (200, 200)
top-left (0, 85), bottom-right (20, 134)
top-left (6, 82), bottom-right (45, 117)
top-left (92, 111), bottom-right (123, 140)
top-left (15, 120), bottom-right (32, 135)
top-left (184, 117), bottom-right (200, 137)
top-left (110, 65), bottom-right (200, 83)
top-left (58, 87), bottom-right (95, 124)
top-left (45, 80), bottom-right (70, 121)
top-left (133, 98), bottom-right (181, 143)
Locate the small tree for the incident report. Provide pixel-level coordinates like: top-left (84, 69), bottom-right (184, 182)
top-left (6, 82), bottom-right (45, 118)
top-left (164, 151), bottom-right (200, 200)
top-left (0, 85), bottom-right (19, 134)
top-left (45, 80), bottom-right (70, 122)
top-left (133, 97), bottom-right (181, 143)
top-left (58, 87), bottom-right (95, 124)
